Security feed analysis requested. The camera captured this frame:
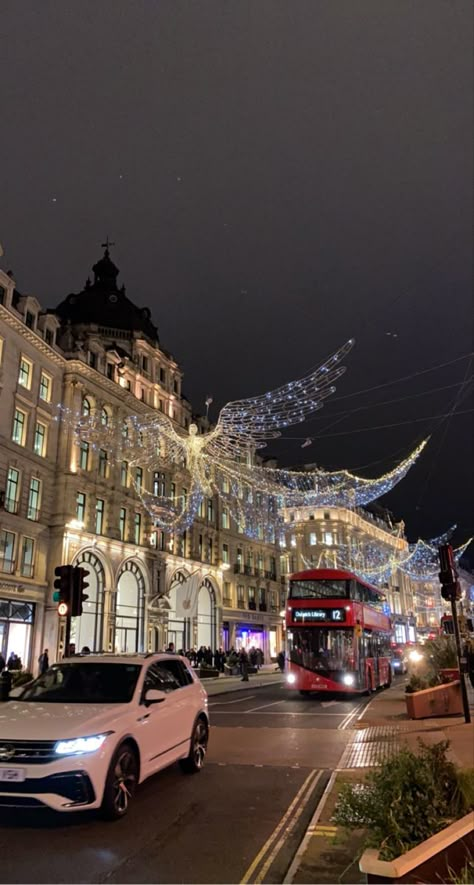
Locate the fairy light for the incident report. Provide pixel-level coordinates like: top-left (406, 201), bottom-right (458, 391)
top-left (56, 339), bottom-right (428, 536)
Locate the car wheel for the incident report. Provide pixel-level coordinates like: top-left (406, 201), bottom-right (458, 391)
top-left (180, 717), bottom-right (209, 774)
top-left (101, 742), bottom-right (139, 820)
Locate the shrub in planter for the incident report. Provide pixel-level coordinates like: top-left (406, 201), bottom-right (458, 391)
top-left (198, 664), bottom-right (220, 678)
top-left (333, 740), bottom-right (474, 862)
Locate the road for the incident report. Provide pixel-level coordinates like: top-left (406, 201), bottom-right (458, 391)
top-left (0, 684), bottom-right (369, 884)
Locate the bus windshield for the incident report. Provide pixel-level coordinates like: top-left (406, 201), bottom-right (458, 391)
top-left (288, 627), bottom-right (354, 671)
top-left (289, 579), bottom-right (349, 599)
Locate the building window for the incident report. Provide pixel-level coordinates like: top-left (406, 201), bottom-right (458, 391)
top-left (0, 286), bottom-right (5, 305)
top-left (18, 356), bottom-right (33, 390)
top-left (153, 472), bottom-right (165, 496)
top-left (79, 441), bottom-right (89, 470)
top-left (27, 478), bottom-right (41, 520)
top-left (222, 508), bottom-right (229, 529)
top-left (82, 397), bottom-right (92, 416)
top-left (134, 512), bottom-right (142, 545)
top-left (324, 531), bottom-right (333, 546)
top-left (20, 537), bottom-right (35, 577)
top-left (170, 482), bottom-right (176, 501)
top-left (34, 422), bottom-right (47, 457)
top-left (237, 585), bottom-right (245, 607)
top-left (25, 310), bottom-right (36, 329)
top-left (309, 532), bottom-right (317, 546)
top-left (160, 367), bottom-right (166, 384)
top-left (198, 534), bottom-right (203, 559)
top-left (100, 407), bottom-right (109, 426)
top-left (0, 530), bottom-right (16, 572)
top-left (121, 461), bottom-right (128, 486)
top-left (98, 449), bottom-right (109, 478)
top-left (279, 534), bottom-right (286, 547)
top-left (135, 467), bottom-right (143, 490)
top-left (89, 351), bottom-right (98, 369)
top-left (76, 492), bottom-right (86, 523)
top-left (44, 328), bottom-right (54, 346)
top-left (324, 511), bottom-right (331, 520)
top-left (223, 581), bottom-right (231, 605)
top-left (208, 538), bottom-right (213, 563)
top-left (106, 363), bottom-right (115, 380)
top-left (119, 507), bottom-right (127, 541)
top-left (12, 408), bottom-right (27, 446)
top-left (248, 587), bottom-right (256, 610)
top-left (39, 371), bottom-right (52, 402)
top-left (95, 499), bottom-right (104, 535)
top-left (207, 498), bottom-right (214, 523)
top-left (290, 534), bottom-right (297, 548)
top-left (141, 355), bottom-right (149, 376)
top-left (222, 543), bottom-right (229, 564)
top-left (5, 468), bottom-right (20, 514)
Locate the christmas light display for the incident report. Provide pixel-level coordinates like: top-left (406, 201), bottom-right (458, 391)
top-left (331, 527), bottom-right (472, 585)
top-left (60, 337), bottom-right (427, 536)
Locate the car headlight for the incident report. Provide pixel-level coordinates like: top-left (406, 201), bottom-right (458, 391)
top-left (342, 674), bottom-right (355, 686)
top-left (408, 650), bottom-right (423, 663)
top-left (286, 673), bottom-right (296, 684)
top-left (54, 733), bottom-right (109, 755)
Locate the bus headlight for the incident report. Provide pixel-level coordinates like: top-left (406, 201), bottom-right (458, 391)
top-left (286, 673), bottom-right (296, 684)
top-left (408, 650), bottom-right (423, 663)
top-left (342, 674), bottom-right (355, 686)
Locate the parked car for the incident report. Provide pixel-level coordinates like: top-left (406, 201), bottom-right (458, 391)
top-left (391, 647), bottom-right (408, 675)
top-left (0, 654), bottom-right (209, 819)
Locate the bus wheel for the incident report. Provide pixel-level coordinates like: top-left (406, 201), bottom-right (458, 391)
top-left (299, 690), bottom-right (311, 697)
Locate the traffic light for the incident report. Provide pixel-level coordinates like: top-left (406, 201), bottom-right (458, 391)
top-left (438, 544), bottom-right (461, 601)
top-left (71, 566), bottom-right (90, 617)
top-left (53, 565), bottom-right (74, 616)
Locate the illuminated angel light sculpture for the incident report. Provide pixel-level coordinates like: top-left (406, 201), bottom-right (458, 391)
top-left (332, 526), bottom-right (473, 585)
top-left (67, 337), bottom-right (426, 536)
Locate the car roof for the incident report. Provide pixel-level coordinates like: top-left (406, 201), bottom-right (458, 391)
top-left (60, 653), bottom-right (188, 666)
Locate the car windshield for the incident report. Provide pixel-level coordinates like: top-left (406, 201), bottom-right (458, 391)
top-left (19, 663), bottom-right (142, 704)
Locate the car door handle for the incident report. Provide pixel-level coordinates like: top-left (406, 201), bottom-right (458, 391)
top-left (137, 713), bottom-right (150, 722)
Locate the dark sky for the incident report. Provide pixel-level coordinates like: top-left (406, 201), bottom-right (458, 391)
top-left (1, 1), bottom-right (472, 550)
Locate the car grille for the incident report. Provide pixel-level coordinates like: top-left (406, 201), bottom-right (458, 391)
top-left (0, 740), bottom-right (57, 764)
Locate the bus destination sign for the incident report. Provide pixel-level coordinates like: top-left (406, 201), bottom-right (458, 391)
top-left (292, 608), bottom-right (346, 623)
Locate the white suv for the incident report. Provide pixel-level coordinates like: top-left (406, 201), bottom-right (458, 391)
top-left (0, 654), bottom-right (209, 819)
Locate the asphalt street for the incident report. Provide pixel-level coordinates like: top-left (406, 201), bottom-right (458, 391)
top-left (0, 684), bottom-right (368, 884)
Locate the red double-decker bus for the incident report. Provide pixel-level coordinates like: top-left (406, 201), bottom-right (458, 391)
top-left (285, 568), bottom-right (392, 695)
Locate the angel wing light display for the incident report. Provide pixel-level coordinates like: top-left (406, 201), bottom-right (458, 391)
top-left (64, 337), bottom-right (427, 537)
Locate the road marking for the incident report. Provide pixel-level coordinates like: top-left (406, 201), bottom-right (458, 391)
top-left (244, 700), bottom-right (284, 713)
top-left (212, 710), bottom-right (347, 716)
top-left (338, 704), bottom-right (364, 730)
top-left (285, 770), bottom-right (337, 883)
top-left (320, 701), bottom-right (338, 707)
top-left (209, 695), bottom-right (256, 707)
top-left (240, 769), bottom-right (322, 885)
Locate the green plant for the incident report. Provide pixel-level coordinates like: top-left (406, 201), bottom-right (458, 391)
top-left (333, 741), bottom-right (474, 861)
top-left (405, 672), bottom-right (439, 693)
top-left (448, 858), bottom-right (474, 883)
top-left (424, 636), bottom-right (458, 672)
top-left (11, 670), bottom-right (34, 687)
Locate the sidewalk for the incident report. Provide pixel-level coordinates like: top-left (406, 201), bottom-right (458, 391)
top-left (288, 682), bottom-right (474, 883)
top-left (201, 668), bottom-right (283, 696)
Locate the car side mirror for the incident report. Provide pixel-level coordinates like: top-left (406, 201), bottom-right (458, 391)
top-left (144, 688), bottom-right (166, 706)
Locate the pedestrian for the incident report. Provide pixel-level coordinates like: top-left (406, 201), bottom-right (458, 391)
top-left (277, 651), bottom-right (285, 672)
top-left (256, 648), bottom-right (264, 669)
top-left (38, 648), bottom-right (49, 674)
top-left (239, 648), bottom-right (249, 682)
top-left (7, 652), bottom-right (21, 670)
top-left (80, 646), bottom-right (91, 655)
top-left (165, 642), bottom-right (175, 654)
top-left (0, 653), bottom-right (5, 673)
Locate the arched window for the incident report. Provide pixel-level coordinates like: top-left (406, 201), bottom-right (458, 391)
top-left (82, 396), bottom-right (92, 417)
top-left (101, 406), bottom-right (110, 426)
top-left (70, 551), bottom-right (105, 652)
top-left (114, 561), bottom-right (146, 653)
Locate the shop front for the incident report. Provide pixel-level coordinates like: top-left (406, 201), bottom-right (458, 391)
top-left (222, 611), bottom-right (283, 661)
top-left (0, 597), bottom-right (36, 670)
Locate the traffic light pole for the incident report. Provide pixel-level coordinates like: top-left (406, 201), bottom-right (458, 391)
top-left (450, 593), bottom-right (471, 724)
top-left (64, 614), bottom-right (72, 659)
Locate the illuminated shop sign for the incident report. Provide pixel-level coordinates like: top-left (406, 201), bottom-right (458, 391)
top-left (292, 608), bottom-right (345, 623)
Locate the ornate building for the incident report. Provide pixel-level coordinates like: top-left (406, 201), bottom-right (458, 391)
top-left (0, 247), bottom-right (284, 670)
top-left (279, 503), bottom-right (417, 644)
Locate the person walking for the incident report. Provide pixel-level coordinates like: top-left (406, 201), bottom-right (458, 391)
top-left (0, 652), bottom-right (5, 673)
top-left (239, 648), bottom-right (250, 682)
top-left (38, 648), bottom-right (49, 674)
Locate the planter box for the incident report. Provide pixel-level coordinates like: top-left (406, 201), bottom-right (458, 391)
top-left (440, 667), bottom-right (460, 682)
top-left (405, 680), bottom-right (463, 719)
top-left (359, 812), bottom-right (474, 883)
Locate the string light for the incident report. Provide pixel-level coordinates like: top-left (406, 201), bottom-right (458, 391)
top-left (58, 338), bottom-right (427, 536)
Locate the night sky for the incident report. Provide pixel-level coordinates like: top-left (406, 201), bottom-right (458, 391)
top-left (1, 2), bottom-right (472, 551)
